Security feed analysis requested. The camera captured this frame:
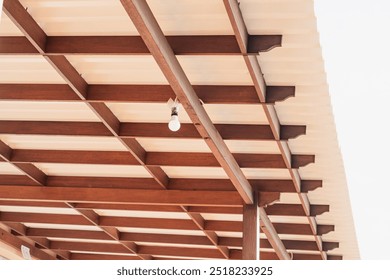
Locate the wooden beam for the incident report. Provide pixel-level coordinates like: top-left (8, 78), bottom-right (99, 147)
top-left (242, 192), bottom-right (259, 260)
top-left (119, 0), bottom-right (254, 203)
top-left (0, 120), bottom-right (304, 140)
top-left (0, 185), bottom-right (243, 206)
top-left (259, 208), bottom-right (290, 260)
top-left (10, 149), bottom-right (312, 169)
top-left (0, 84), bottom-right (297, 105)
top-left (0, 175), bottom-right (321, 194)
top-left (0, 35), bottom-right (281, 55)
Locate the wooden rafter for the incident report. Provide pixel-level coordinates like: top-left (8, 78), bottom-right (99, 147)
top-left (0, 120), bottom-right (305, 140)
top-left (8, 149), bottom-right (314, 169)
top-left (0, 84), bottom-right (295, 104)
top-left (0, 35), bottom-right (281, 55)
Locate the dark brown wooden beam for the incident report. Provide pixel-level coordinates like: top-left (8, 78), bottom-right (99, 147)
top-left (265, 86), bottom-right (295, 103)
top-left (0, 35), bottom-right (281, 55)
top-left (0, 120), bottom-right (304, 140)
top-left (0, 121), bottom-right (111, 136)
top-left (0, 212), bottom-right (91, 226)
top-left (0, 175), bottom-right (321, 194)
top-left (266, 204), bottom-right (330, 217)
top-left (0, 185), bottom-right (243, 206)
top-left (0, 84), bottom-right (296, 105)
top-left (291, 155), bottom-right (315, 168)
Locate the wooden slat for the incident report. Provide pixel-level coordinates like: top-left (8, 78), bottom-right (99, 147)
top-left (0, 185), bottom-right (243, 206)
top-left (0, 84), bottom-right (298, 105)
top-left (0, 120), bottom-right (304, 140)
top-left (0, 35), bottom-right (281, 55)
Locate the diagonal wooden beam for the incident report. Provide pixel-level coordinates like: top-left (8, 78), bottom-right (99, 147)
top-left (119, 0), bottom-right (253, 203)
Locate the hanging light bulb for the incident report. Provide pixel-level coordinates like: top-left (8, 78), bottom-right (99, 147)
top-left (168, 107), bottom-right (181, 132)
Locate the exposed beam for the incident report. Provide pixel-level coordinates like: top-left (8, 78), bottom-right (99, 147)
top-left (9, 149), bottom-right (313, 169)
top-left (119, 0), bottom-right (254, 203)
top-left (0, 198), bottom-right (329, 217)
top-left (259, 208), bottom-right (290, 260)
top-left (0, 84), bottom-right (295, 105)
top-left (0, 175), bottom-right (322, 194)
top-left (0, 185), bottom-right (243, 206)
top-left (26, 227), bottom-right (338, 252)
top-left (0, 120), bottom-right (305, 140)
top-left (242, 191), bottom-right (259, 259)
top-left (0, 35), bottom-right (281, 55)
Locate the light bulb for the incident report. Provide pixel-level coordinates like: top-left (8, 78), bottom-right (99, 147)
top-left (168, 114), bottom-right (181, 132)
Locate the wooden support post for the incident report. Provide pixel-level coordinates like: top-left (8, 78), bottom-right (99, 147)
top-left (242, 191), bottom-right (259, 260)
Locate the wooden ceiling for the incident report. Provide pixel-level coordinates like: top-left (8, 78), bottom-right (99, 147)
top-left (0, 0), bottom-right (357, 260)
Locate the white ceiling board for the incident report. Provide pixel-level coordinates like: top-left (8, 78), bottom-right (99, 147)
top-left (0, 56), bottom-right (66, 84)
top-left (204, 104), bottom-right (268, 124)
top-left (0, 162), bottom-right (23, 175)
top-left (0, 101), bottom-right (99, 122)
top-left (106, 102), bottom-right (191, 123)
top-left (19, 0), bottom-right (137, 35)
top-left (215, 231), bottom-right (242, 238)
top-left (95, 209), bottom-right (190, 220)
top-left (66, 56), bottom-right (168, 84)
top-left (241, 168), bottom-right (291, 179)
top-left (24, 223), bottom-right (102, 231)
top-left (34, 163), bottom-right (151, 178)
top-left (269, 216), bottom-right (309, 224)
top-left (0, 13), bottom-right (23, 36)
top-left (225, 140), bottom-right (280, 154)
top-left (279, 193), bottom-right (302, 204)
top-left (201, 213), bottom-right (242, 222)
top-left (147, 0), bottom-right (233, 35)
top-left (0, 135), bottom-right (128, 151)
top-left (48, 237), bottom-right (119, 244)
top-left (178, 56), bottom-right (253, 85)
top-left (137, 138), bottom-right (211, 153)
top-left (162, 166), bottom-right (228, 179)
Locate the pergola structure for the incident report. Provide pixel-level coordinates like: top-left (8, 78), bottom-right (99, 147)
top-left (0, 0), bottom-right (359, 260)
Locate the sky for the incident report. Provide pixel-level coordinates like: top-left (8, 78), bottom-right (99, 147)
top-left (314, 0), bottom-right (390, 259)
